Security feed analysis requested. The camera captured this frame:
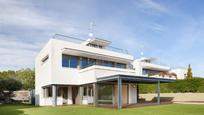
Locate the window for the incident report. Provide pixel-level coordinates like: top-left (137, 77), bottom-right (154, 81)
top-left (89, 58), bottom-right (96, 66)
top-left (116, 63), bottom-right (126, 69)
top-left (142, 69), bottom-right (162, 75)
top-left (62, 54), bottom-right (127, 69)
top-left (62, 55), bottom-right (69, 67)
top-left (62, 54), bottom-right (78, 68)
top-left (103, 61), bottom-right (114, 67)
top-left (43, 87), bottom-right (52, 98)
top-left (83, 87), bottom-right (87, 96)
top-left (81, 57), bottom-right (88, 68)
top-left (70, 56), bottom-right (78, 68)
top-left (41, 54), bottom-right (49, 65)
top-left (98, 85), bottom-right (113, 104)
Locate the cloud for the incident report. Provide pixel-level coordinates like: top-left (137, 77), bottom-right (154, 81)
top-left (150, 23), bottom-right (166, 32)
top-left (0, 0), bottom-right (84, 35)
top-left (0, 0), bottom-right (52, 28)
top-left (136, 0), bottom-right (168, 14)
top-left (0, 34), bottom-right (43, 70)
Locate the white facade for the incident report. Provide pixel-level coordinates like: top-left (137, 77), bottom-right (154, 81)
top-left (170, 68), bottom-right (187, 79)
top-left (35, 35), bottom-right (177, 107)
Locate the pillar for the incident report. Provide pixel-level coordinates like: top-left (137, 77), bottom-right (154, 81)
top-left (117, 78), bottom-right (122, 109)
top-left (157, 81), bottom-right (160, 104)
top-left (93, 83), bottom-right (98, 106)
top-left (79, 86), bottom-right (83, 104)
top-left (52, 85), bottom-right (57, 107)
top-left (136, 83), bottom-right (139, 103)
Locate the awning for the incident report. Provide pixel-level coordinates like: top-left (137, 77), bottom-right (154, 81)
top-left (96, 74), bottom-right (175, 84)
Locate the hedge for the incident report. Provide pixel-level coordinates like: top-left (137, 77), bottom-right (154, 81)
top-left (139, 77), bottom-right (204, 93)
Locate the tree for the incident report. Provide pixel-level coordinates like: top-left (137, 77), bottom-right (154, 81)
top-left (16, 68), bottom-right (35, 89)
top-left (0, 77), bottom-right (22, 103)
top-left (186, 64), bottom-right (193, 80)
top-left (0, 68), bottom-right (35, 90)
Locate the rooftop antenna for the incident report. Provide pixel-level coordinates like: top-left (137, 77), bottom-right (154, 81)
top-left (89, 22), bottom-right (95, 38)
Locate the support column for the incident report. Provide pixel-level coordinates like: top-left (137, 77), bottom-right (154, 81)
top-left (157, 81), bottom-right (160, 104)
top-left (136, 83), bottom-right (139, 103)
top-left (52, 85), bottom-right (57, 107)
top-left (117, 77), bottom-right (122, 109)
top-left (79, 86), bottom-right (83, 105)
top-left (93, 83), bottom-right (98, 106)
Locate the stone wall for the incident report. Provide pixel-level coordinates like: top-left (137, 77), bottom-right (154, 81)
top-left (140, 93), bottom-right (204, 102)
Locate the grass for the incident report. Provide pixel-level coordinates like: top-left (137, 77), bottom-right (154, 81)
top-left (0, 104), bottom-right (204, 115)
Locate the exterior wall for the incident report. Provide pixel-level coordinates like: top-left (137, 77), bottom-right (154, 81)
top-left (132, 60), bottom-right (170, 76)
top-left (35, 40), bottom-right (52, 106)
top-left (170, 69), bottom-right (187, 79)
top-left (82, 96), bottom-right (94, 104)
top-left (140, 93), bottom-right (204, 102)
top-left (79, 65), bottom-right (135, 84)
top-left (114, 84), bottom-right (128, 105)
top-left (128, 84), bottom-right (137, 104)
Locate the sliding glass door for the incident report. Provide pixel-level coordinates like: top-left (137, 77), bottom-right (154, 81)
top-left (98, 84), bottom-right (113, 104)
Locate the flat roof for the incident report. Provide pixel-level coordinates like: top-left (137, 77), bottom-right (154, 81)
top-left (97, 74), bottom-right (175, 84)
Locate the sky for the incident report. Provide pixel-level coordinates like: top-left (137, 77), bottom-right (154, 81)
top-left (0, 0), bottom-right (203, 77)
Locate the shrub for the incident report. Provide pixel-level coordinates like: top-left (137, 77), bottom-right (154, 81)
top-left (139, 77), bottom-right (204, 93)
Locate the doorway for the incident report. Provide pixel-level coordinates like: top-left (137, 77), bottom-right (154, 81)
top-left (62, 87), bottom-right (68, 104)
top-left (72, 86), bottom-right (79, 104)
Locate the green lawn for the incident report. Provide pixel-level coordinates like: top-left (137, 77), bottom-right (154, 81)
top-left (0, 104), bottom-right (204, 115)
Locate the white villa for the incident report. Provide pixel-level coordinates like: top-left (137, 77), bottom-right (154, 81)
top-left (35, 34), bottom-right (186, 109)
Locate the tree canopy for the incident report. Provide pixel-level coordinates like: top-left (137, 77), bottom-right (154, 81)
top-left (0, 68), bottom-right (35, 90)
top-left (186, 64), bottom-right (193, 80)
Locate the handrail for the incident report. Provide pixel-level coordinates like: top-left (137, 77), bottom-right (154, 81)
top-left (53, 34), bottom-right (129, 54)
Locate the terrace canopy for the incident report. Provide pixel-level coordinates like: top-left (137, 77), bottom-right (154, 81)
top-left (95, 74), bottom-right (175, 109)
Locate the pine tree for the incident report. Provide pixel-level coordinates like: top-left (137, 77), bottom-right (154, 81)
top-left (186, 64), bottom-right (193, 80)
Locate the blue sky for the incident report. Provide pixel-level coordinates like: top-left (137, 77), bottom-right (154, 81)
top-left (0, 0), bottom-right (203, 77)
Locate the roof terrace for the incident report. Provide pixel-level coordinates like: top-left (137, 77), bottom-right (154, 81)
top-left (52, 34), bottom-right (129, 54)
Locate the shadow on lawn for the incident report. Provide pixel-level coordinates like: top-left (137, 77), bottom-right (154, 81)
top-left (0, 104), bottom-right (35, 115)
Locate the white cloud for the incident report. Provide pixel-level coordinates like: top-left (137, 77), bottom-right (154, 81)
top-left (0, 34), bottom-right (43, 70)
top-left (136, 0), bottom-right (168, 14)
top-left (0, 0), bottom-right (88, 70)
top-left (0, 0), bottom-right (52, 28)
top-left (150, 23), bottom-right (166, 32)
top-left (0, 0), bottom-right (83, 34)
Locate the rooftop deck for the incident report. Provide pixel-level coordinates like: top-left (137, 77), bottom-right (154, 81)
top-left (53, 34), bottom-right (129, 54)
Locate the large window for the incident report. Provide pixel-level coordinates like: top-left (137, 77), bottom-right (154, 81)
top-left (116, 63), bottom-right (126, 69)
top-left (62, 55), bottom-right (69, 67)
top-left (81, 57), bottom-right (88, 68)
top-left (62, 54), bottom-right (127, 69)
top-left (142, 69), bottom-right (162, 75)
top-left (70, 56), bottom-right (78, 68)
top-left (98, 85), bottom-right (113, 104)
top-left (89, 58), bottom-right (96, 66)
top-left (103, 61), bottom-right (114, 67)
top-left (62, 54), bottom-right (78, 68)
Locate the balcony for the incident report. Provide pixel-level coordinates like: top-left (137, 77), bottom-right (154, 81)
top-left (144, 72), bottom-right (177, 79)
top-left (140, 62), bottom-right (170, 71)
top-left (78, 65), bottom-right (136, 84)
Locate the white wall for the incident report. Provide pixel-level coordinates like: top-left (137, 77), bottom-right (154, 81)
top-left (170, 69), bottom-right (187, 79)
top-left (35, 40), bottom-right (52, 106)
top-left (128, 84), bottom-right (137, 104)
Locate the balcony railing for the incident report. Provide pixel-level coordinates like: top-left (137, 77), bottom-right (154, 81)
top-left (53, 34), bottom-right (128, 54)
top-left (79, 63), bottom-right (131, 70)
